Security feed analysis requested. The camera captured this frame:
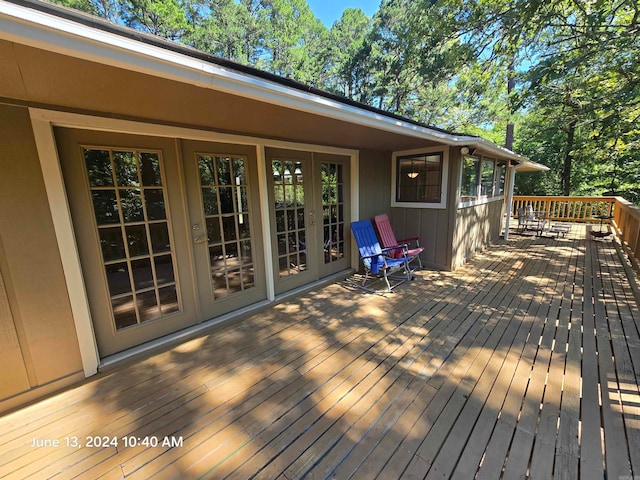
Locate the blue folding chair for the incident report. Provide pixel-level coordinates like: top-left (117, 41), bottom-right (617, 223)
top-left (348, 219), bottom-right (416, 293)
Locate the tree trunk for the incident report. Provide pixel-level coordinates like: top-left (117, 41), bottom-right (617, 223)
top-left (505, 59), bottom-right (515, 151)
top-left (562, 120), bottom-right (577, 196)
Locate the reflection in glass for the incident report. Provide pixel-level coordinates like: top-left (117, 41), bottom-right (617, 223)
top-left (227, 269), bottom-right (242, 294)
top-left (201, 188), bottom-right (218, 216)
top-left (125, 225), bottom-right (149, 257)
top-left (92, 190), bottom-right (119, 225)
top-left (99, 227), bottom-right (125, 261)
top-left (85, 149), bottom-right (113, 187)
top-left (216, 157), bottom-right (232, 185)
top-left (232, 158), bottom-right (246, 184)
top-left (242, 266), bottom-right (254, 288)
top-left (159, 286), bottom-right (179, 314)
top-left (149, 222), bottom-right (171, 253)
top-left (84, 147), bottom-right (180, 329)
top-left (240, 240), bottom-right (253, 263)
top-left (131, 258), bottom-right (153, 290)
top-left (275, 210), bottom-right (285, 233)
top-left (198, 156), bottom-right (215, 185)
top-left (209, 245), bottom-right (224, 269)
top-left (212, 272), bottom-right (227, 298)
top-left (120, 189), bottom-right (143, 223)
top-left (238, 219), bottom-right (251, 239)
top-left (140, 153), bottom-right (161, 186)
top-left (105, 262), bottom-right (131, 296)
top-left (154, 255), bottom-right (175, 285)
top-left (219, 187), bottom-right (234, 214)
top-left (114, 151), bottom-right (139, 186)
top-left (137, 290), bottom-right (160, 322)
top-left (222, 216), bottom-right (237, 241)
top-left (112, 296), bottom-right (137, 330)
top-left (206, 217), bottom-right (222, 244)
top-left (199, 154), bottom-right (254, 299)
top-left (145, 189), bottom-right (166, 220)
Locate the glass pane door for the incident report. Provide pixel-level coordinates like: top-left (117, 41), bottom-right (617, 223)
top-left (56, 128), bottom-right (199, 357)
top-left (317, 154), bottom-right (350, 278)
top-left (196, 154), bottom-right (256, 298)
top-left (85, 148), bottom-right (180, 330)
top-left (272, 159), bottom-right (308, 277)
top-left (182, 140), bottom-right (266, 320)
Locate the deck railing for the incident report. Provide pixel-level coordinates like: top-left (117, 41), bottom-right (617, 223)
top-left (513, 195), bottom-right (640, 271)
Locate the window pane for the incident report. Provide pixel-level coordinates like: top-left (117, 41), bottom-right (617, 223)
top-left (145, 189), bottom-right (166, 220)
top-left (222, 216), bottom-right (237, 241)
top-left (120, 189), bottom-right (144, 223)
top-left (242, 266), bottom-right (254, 289)
top-left (137, 290), bottom-right (160, 323)
top-left (126, 225), bottom-right (149, 257)
top-left (149, 222), bottom-right (171, 253)
top-left (114, 151), bottom-right (139, 187)
top-left (232, 158), bottom-right (246, 185)
top-left (396, 153), bottom-right (442, 203)
top-left (159, 286), bottom-right (179, 314)
top-left (212, 272), bottom-right (228, 298)
top-left (99, 227), bottom-right (125, 261)
top-left (140, 153), bottom-right (161, 186)
top-left (206, 217), bottom-right (222, 244)
top-left (461, 156), bottom-right (480, 200)
top-left (209, 245), bottom-right (224, 269)
top-left (85, 149), bottom-right (113, 187)
top-left (216, 157), bottom-right (232, 185)
top-left (198, 156), bottom-right (215, 185)
top-left (481, 159), bottom-right (495, 196)
top-left (106, 262), bottom-right (131, 296)
top-left (154, 255), bottom-right (175, 285)
top-left (131, 258), bottom-right (153, 290)
top-left (227, 269), bottom-right (242, 294)
top-left (112, 296), bottom-right (137, 330)
top-left (201, 188), bottom-right (218, 215)
top-left (92, 190), bottom-right (119, 225)
top-left (219, 187), bottom-right (234, 214)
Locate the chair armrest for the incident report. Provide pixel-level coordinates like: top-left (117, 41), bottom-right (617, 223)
top-left (381, 245), bottom-right (408, 254)
top-left (398, 236), bottom-right (420, 244)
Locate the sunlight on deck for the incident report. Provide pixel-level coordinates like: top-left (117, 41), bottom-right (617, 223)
top-left (1, 225), bottom-right (639, 479)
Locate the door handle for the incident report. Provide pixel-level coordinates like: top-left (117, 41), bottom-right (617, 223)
top-left (193, 236), bottom-right (208, 244)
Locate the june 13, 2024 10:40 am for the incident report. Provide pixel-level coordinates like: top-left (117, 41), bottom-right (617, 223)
top-left (30, 435), bottom-right (184, 449)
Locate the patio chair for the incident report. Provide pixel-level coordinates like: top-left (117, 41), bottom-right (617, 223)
top-left (373, 213), bottom-right (423, 269)
top-left (348, 219), bottom-right (416, 293)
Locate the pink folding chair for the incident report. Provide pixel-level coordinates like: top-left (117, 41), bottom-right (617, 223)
top-left (373, 214), bottom-right (423, 269)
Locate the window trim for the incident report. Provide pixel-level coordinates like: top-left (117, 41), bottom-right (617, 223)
top-left (391, 146), bottom-right (449, 209)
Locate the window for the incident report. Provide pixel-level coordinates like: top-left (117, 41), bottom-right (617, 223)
top-left (392, 148), bottom-right (448, 209)
top-left (480, 159), bottom-right (495, 196)
top-left (461, 156), bottom-right (480, 202)
top-left (460, 155), bottom-right (505, 206)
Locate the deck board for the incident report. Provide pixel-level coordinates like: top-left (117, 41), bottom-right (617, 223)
top-left (1, 225), bottom-right (639, 479)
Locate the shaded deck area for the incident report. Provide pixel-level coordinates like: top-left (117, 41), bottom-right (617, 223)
top-left (1, 226), bottom-right (639, 479)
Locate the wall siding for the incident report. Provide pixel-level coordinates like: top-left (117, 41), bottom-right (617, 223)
top-left (0, 104), bottom-right (82, 410)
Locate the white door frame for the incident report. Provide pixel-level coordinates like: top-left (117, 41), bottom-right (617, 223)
top-left (29, 108), bottom-right (359, 376)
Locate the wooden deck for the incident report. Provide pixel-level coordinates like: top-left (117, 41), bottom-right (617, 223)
top-left (1, 225), bottom-right (639, 479)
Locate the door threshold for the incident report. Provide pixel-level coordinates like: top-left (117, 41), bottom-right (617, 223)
top-left (274, 269), bottom-right (354, 303)
top-left (98, 299), bottom-right (271, 372)
top-left (98, 269), bottom-right (353, 372)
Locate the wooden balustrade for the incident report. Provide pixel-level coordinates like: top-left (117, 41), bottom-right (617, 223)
top-left (512, 196), bottom-right (617, 222)
top-left (512, 195), bottom-right (640, 271)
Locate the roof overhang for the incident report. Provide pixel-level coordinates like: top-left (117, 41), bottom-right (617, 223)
top-left (0, 0), bottom-right (527, 162)
top-left (514, 160), bottom-right (549, 172)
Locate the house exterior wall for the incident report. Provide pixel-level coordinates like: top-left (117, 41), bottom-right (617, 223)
top-left (452, 201), bottom-right (504, 270)
top-left (0, 104), bottom-right (83, 413)
top-left (357, 150), bottom-right (391, 221)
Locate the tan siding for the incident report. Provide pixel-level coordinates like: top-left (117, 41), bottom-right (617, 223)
top-left (0, 105), bottom-right (82, 392)
top-left (0, 240), bottom-right (30, 399)
top-left (452, 201), bottom-right (503, 270)
top-left (358, 150), bottom-right (391, 221)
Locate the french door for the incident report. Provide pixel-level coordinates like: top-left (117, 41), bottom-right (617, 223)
top-left (57, 129), bottom-right (266, 356)
top-left (265, 148), bottom-right (350, 295)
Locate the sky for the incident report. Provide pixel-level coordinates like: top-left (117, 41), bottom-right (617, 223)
top-left (306, 0), bottom-right (380, 27)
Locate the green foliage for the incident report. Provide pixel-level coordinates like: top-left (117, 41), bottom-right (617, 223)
top-left (44, 0), bottom-right (640, 202)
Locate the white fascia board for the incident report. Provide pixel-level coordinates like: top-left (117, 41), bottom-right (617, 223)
top-left (0, 1), bottom-right (525, 159)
